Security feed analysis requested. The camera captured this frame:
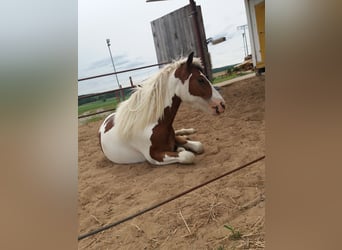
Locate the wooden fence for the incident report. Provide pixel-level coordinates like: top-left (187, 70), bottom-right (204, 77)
top-left (151, 3), bottom-right (212, 79)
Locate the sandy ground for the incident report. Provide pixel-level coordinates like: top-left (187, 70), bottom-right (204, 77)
top-left (78, 75), bottom-right (265, 249)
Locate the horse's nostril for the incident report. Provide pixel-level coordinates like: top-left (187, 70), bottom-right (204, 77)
top-left (221, 102), bottom-right (226, 109)
top-left (215, 106), bottom-right (220, 114)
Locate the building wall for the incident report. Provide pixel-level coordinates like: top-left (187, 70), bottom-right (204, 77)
top-left (244, 0), bottom-right (265, 68)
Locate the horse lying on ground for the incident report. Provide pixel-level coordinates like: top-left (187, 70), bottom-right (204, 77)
top-left (99, 53), bottom-right (225, 165)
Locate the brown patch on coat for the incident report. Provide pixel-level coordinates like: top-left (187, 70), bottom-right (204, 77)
top-left (174, 63), bottom-right (191, 83)
top-left (149, 96), bottom-right (181, 162)
top-left (104, 114), bottom-right (115, 133)
top-left (99, 113), bottom-right (115, 153)
top-left (174, 63), bottom-right (212, 99)
top-left (188, 69), bottom-right (212, 99)
top-left (98, 131), bottom-right (103, 153)
top-left (175, 135), bottom-right (187, 145)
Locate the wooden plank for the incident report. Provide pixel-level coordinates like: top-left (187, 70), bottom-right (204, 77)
top-left (151, 4), bottom-right (206, 65)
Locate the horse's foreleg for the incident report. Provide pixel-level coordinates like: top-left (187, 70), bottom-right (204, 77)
top-left (175, 128), bottom-right (196, 136)
top-left (175, 136), bottom-right (204, 154)
top-left (148, 150), bottom-right (195, 165)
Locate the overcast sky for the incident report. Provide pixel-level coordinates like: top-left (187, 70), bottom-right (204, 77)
top-left (78, 0), bottom-right (251, 95)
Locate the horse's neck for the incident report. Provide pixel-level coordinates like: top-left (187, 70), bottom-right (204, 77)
top-left (160, 95), bottom-right (181, 127)
top-left (159, 73), bottom-right (182, 127)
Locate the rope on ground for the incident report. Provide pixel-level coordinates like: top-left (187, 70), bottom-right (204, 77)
top-left (78, 155), bottom-right (265, 241)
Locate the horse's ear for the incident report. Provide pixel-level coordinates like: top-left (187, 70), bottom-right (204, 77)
top-left (186, 52), bottom-right (194, 67)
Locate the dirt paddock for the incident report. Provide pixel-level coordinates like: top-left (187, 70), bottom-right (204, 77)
top-left (78, 75), bottom-right (265, 249)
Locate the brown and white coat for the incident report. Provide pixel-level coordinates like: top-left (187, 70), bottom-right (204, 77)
top-left (99, 53), bottom-right (225, 165)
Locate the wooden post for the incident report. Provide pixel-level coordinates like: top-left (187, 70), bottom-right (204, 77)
top-left (190, 0), bottom-right (210, 79)
top-left (119, 85), bottom-right (125, 100)
top-left (129, 76), bottom-right (134, 87)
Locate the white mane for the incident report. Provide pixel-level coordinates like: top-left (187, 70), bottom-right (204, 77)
top-left (115, 57), bottom-right (202, 139)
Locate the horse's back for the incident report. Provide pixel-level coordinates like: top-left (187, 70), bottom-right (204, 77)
top-left (99, 113), bottom-right (146, 164)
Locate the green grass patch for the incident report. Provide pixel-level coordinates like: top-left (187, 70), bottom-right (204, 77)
top-left (86, 115), bottom-right (105, 123)
top-left (78, 97), bottom-right (119, 116)
top-left (224, 224), bottom-right (242, 240)
top-left (212, 72), bottom-right (249, 84)
top-left (78, 114), bottom-right (107, 125)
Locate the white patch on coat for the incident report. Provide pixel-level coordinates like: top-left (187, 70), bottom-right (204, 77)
top-left (184, 141), bottom-right (204, 154)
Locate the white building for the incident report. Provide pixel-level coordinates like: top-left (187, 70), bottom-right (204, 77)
top-left (244, 0), bottom-right (265, 72)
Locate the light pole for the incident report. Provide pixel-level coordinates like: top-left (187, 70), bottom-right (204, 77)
top-left (206, 36), bottom-right (226, 45)
top-left (237, 24), bottom-right (249, 57)
top-left (106, 38), bottom-right (122, 99)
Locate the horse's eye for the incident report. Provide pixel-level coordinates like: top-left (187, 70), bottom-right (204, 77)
top-left (198, 78), bottom-right (205, 85)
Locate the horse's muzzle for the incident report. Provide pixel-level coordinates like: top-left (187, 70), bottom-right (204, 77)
top-left (212, 101), bottom-right (225, 115)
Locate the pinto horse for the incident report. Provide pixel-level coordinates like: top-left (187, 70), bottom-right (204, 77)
top-left (99, 53), bottom-right (225, 165)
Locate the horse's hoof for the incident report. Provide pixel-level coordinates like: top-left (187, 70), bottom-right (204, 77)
top-left (177, 147), bottom-right (186, 152)
top-left (183, 141), bottom-right (204, 154)
top-left (192, 141), bottom-right (204, 154)
top-left (179, 150), bottom-right (195, 164)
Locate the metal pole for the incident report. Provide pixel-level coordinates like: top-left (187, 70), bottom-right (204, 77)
top-left (237, 24), bottom-right (249, 58)
top-left (242, 26), bottom-right (247, 57)
top-left (189, 0), bottom-right (210, 79)
top-left (106, 39), bottom-right (122, 99)
top-left (243, 25), bottom-right (249, 55)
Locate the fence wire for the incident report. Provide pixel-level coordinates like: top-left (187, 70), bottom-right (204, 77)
top-left (78, 155), bottom-right (265, 241)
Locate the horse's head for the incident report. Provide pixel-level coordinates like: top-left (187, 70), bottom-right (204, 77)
top-left (174, 52), bottom-right (226, 115)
